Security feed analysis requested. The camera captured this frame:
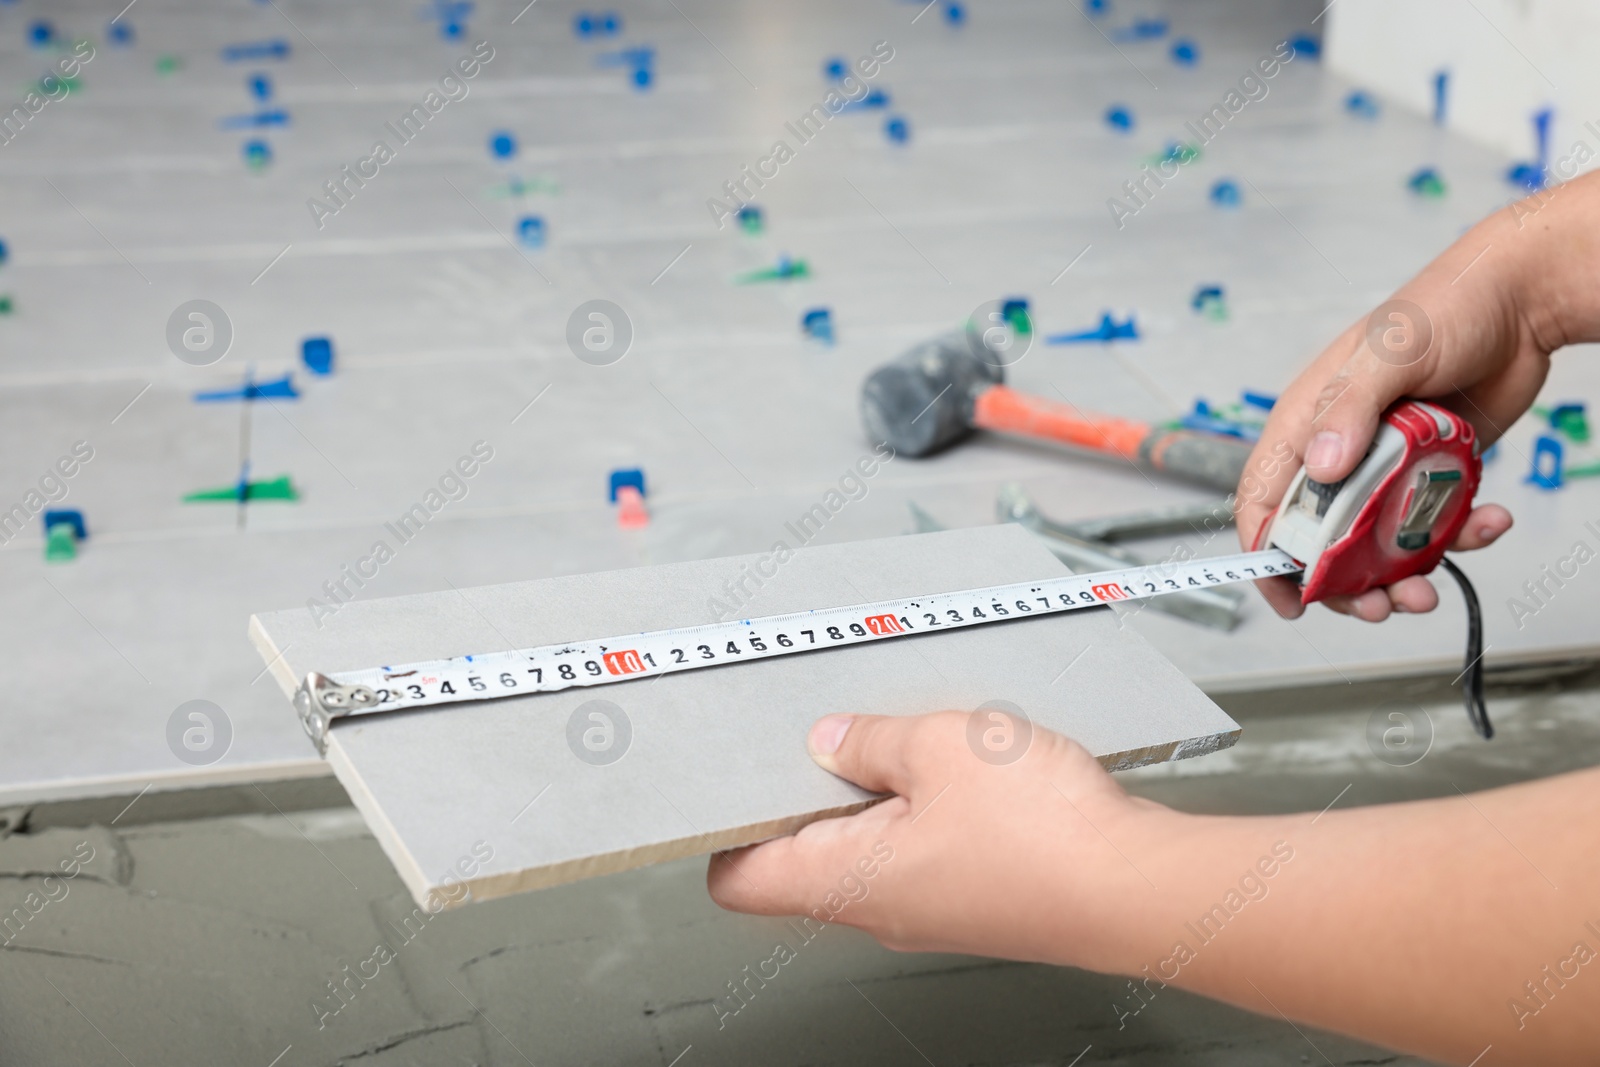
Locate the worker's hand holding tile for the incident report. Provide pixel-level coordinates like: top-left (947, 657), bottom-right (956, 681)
top-left (707, 709), bottom-right (1174, 973)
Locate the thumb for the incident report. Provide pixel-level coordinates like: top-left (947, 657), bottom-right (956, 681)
top-left (1304, 306), bottom-right (1433, 481)
top-left (809, 713), bottom-right (951, 798)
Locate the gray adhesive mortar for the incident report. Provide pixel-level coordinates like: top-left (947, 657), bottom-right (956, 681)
top-left (251, 525), bottom-right (1239, 907)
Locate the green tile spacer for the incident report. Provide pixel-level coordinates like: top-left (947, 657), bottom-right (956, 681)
top-left (247, 475), bottom-right (299, 500)
top-left (37, 75), bottom-right (81, 96)
top-left (1554, 410), bottom-right (1590, 443)
top-left (1533, 404), bottom-right (1592, 444)
top-left (45, 522), bottom-right (77, 562)
top-left (183, 475), bottom-right (300, 503)
top-left (488, 175), bottom-right (561, 198)
top-left (733, 258), bottom-right (809, 284)
top-left (1144, 142), bottom-right (1201, 168)
top-left (1408, 169), bottom-right (1447, 198)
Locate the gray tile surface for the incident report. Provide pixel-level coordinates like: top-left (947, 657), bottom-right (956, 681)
top-left (253, 525), bottom-right (1238, 904)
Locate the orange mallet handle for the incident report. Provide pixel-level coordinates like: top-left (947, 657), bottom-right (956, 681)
top-left (971, 384), bottom-right (1253, 492)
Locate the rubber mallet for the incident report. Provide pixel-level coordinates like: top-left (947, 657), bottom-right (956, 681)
top-left (860, 329), bottom-right (1255, 493)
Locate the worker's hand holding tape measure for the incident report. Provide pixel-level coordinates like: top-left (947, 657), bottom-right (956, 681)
top-left (718, 177), bottom-right (1600, 1066)
top-left (1237, 223), bottom-right (1553, 622)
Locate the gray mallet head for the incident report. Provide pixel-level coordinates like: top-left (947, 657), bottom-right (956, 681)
top-left (860, 328), bottom-right (1005, 457)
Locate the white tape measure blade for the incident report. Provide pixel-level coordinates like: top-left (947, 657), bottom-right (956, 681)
top-left (296, 549), bottom-right (1302, 752)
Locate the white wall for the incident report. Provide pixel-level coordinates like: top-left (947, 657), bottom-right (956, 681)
top-left (1327, 0), bottom-right (1600, 178)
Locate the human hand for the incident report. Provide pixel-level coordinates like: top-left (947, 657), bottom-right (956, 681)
top-left (1235, 216), bottom-right (1555, 621)
top-left (707, 710), bottom-right (1174, 972)
top-left (712, 712), bottom-right (1600, 1066)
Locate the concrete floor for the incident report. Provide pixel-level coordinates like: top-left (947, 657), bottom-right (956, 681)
top-left (5, 672), bottom-right (1596, 1067)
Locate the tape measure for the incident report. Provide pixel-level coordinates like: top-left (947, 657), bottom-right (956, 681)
top-left (296, 549), bottom-right (1303, 752)
top-left (294, 401), bottom-right (1489, 753)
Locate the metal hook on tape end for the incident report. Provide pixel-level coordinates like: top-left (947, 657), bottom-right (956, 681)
top-left (295, 671), bottom-right (379, 755)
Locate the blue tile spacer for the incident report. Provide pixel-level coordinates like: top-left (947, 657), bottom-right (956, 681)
top-left (1527, 434), bottom-right (1564, 489)
top-left (609, 468), bottom-right (646, 502)
top-left (43, 508), bottom-right (86, 541)
top-left (302, 337), bottom-right (334, 375)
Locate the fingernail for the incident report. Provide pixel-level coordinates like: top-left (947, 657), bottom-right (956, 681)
top-left (1306, 431), bottom-right (1343, 472)
top-left (1477, 524), bottom-right (1501, 543)
top-left (809, 715), bottom-right (853, 758)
